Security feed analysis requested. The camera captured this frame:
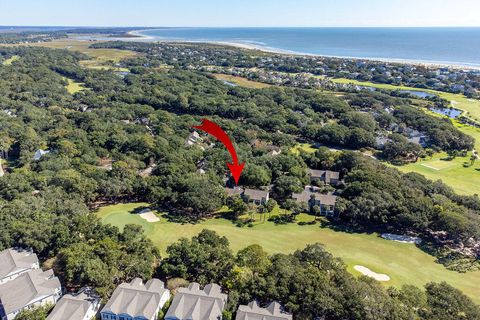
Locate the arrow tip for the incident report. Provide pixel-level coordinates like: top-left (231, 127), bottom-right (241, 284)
top-left (227, 162), bottom-right (245, 185)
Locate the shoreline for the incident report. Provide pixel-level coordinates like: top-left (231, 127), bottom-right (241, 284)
top-left (123, 30), bottom-right (480, 71)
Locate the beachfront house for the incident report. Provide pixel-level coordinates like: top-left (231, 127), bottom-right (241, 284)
top-left (47, 288), bottom-right (100, 320)
top-left (0, 269), bottom-right (62, 320)
top-left (235, 301), bottom-right (292, 320)
top-left (0, 248), bottom-right (39, 285)
top-left (100, 278), bottom-right (170, 320)
top-left (292, 186), bottom-right (337, 217)
top-left (165, 282), bottom-right (227, 320)
top-left (307, 169), bottom-right (340, 186)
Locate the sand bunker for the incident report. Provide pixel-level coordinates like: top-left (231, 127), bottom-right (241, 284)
top-left (354, 265), bottom-right (390, 281)
top-left (138, 209), bottom-right (160, 223)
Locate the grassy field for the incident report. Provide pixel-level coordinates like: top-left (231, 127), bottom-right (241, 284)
top-left (213, 74), bottom-right (271, 89)
top-left (97, 202), bottom-right (480, 303)
top-left (290, 143), bottom-right (317, 155)
top-left (331, 78), bottom-right (480, 122)
top-left (65, 78), bottom-right (87, 94)
top-left (393, 152), bottom-right (480, 195)
top-left (17, 39), bottom-right (137, 69)
top-left (2, 55), bottom-right (19, 65)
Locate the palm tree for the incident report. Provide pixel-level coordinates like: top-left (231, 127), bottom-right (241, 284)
top-left (471, 154), bottom-right (477, 166)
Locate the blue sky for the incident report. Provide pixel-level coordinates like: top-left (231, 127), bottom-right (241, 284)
top-left (1, 0), bottom-right (479, 27)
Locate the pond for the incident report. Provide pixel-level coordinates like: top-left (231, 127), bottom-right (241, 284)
top-left (399, 90), bottom-right (436, 98)
top-left (430, 107), bottom-right (463, 119)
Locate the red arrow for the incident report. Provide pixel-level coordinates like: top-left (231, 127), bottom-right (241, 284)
top-left (194, 119), bottom-right (245, 185)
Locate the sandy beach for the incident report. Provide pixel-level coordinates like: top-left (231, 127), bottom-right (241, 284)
top-left (118, 30), bottom-right (480, 71)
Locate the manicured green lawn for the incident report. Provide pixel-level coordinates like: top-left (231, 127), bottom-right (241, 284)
top-left (330, 78), bottom-right (480, 121)
top-left (392, 152), bottom-right (480, 195)
top-left (97, 202), bottom-right (480, 303)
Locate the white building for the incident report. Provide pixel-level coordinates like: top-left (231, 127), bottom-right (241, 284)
top-left (236, 301), bottom-right (292, 320)
top-left (165, 283), bottom-right (227, 320)
top-left (0, 248), bottom-right (39, 285)
top-left (33, 149), bottom-right (50, 161)
top-left (47, 288), bottom-right (100, 320)
top-left (100, 278), bottom-right (170, 320)
top-left (0, 269), bottom-right (62, 320)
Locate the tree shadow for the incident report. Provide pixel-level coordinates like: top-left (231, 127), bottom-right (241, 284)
top-left (129, 206), bottom-right (151, 214)
top-left (319, 219), bottom-right (379, 235)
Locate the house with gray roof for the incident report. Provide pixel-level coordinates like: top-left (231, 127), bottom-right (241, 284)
top-left (0, 248), bottom-right (39, 285)
top-left (165, 282), bottom-right (227, 320)
top-left (242, 189), bottom-right (270, 205)
top-left (292, 186), bottom-right (337, 217)
top-left (307, 169), bottom-right (340, 186)
top-left (47, 288), bottom-right (100, 320)
top-left (225, 186), bottom-right (244, 197)
top-left (100, 278), bottom-right (170, 320)
top-left (0, 269), bottom-right (61, 320)
top-left (235, 301), bottom-right (292, 320)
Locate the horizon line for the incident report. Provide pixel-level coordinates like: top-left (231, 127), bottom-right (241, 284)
top-left (1, 25), bottom-right (480, 29)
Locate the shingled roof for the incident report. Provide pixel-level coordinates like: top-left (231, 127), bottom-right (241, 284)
top-left (225, 186), bottom-right (244, 197)
top-left (101, 278), bottom-right (169, 319)
top-left (0, 269), bottom-right (61, 315)
top-left (47, 289), bottom-right (100, 320)
top-left (0, 248), bottom-right (39, 281)
top-left (236, 301), bottom-right (292, 320)
top-left (243, 188), bottom-right (269, 201)
top-left (165, 282), bottom-right (227, 320)
top-left (292, 188), bottom-right (337, 206)
top-left (307, 169), bottom-right (340, 183)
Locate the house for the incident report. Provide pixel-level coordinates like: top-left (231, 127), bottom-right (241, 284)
top-left (235, 301), bottom-right (292, 320)
top-left (266, 148), bottom-right (282, 157)
top-left (292, 186), bottom-right (337, 216)
top-left (243, 188), bottom-right (270, 205)
top-left (225, 186), bottom-right (244, 197)
top-left (0, 269), bottom-right (62, 320)
top-left (100, 278), bottom-right (170, 320)
top-left (0, 248), bottom-right (39, 285)
top-left (47, 288), bottom-right (100, 320)
top-left (225, 187), bottom-right (270, 206)
top-left (185, 131), bottom-right (203, 146)
top-left (33, 149), bottom-right (50, 161)
top-left (307, 169), bottom-right (340, 186)
top-left (165, 283), bottom-right (227, 320)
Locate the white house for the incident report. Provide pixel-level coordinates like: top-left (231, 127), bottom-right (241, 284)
top-left (0, 248), bottom-right (39, 285)
top-left (47, 288), bottom-right (100, 320)
top-left (236, 301), bottom-right (292, 320)
top-left (33, 149), bottom-right (50, 161)
top-left (165, 282), bottom-right (227, 320)
top-left (0, 269), bottom-right (62, 320)
top-left (100, 278), bottom-right (170, 320)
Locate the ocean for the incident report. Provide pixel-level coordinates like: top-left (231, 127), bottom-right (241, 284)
top-left (137, 27), bottom-right (480, 67)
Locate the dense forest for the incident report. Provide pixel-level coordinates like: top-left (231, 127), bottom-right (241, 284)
top-left (0, 42), bottom-right (479, 319)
